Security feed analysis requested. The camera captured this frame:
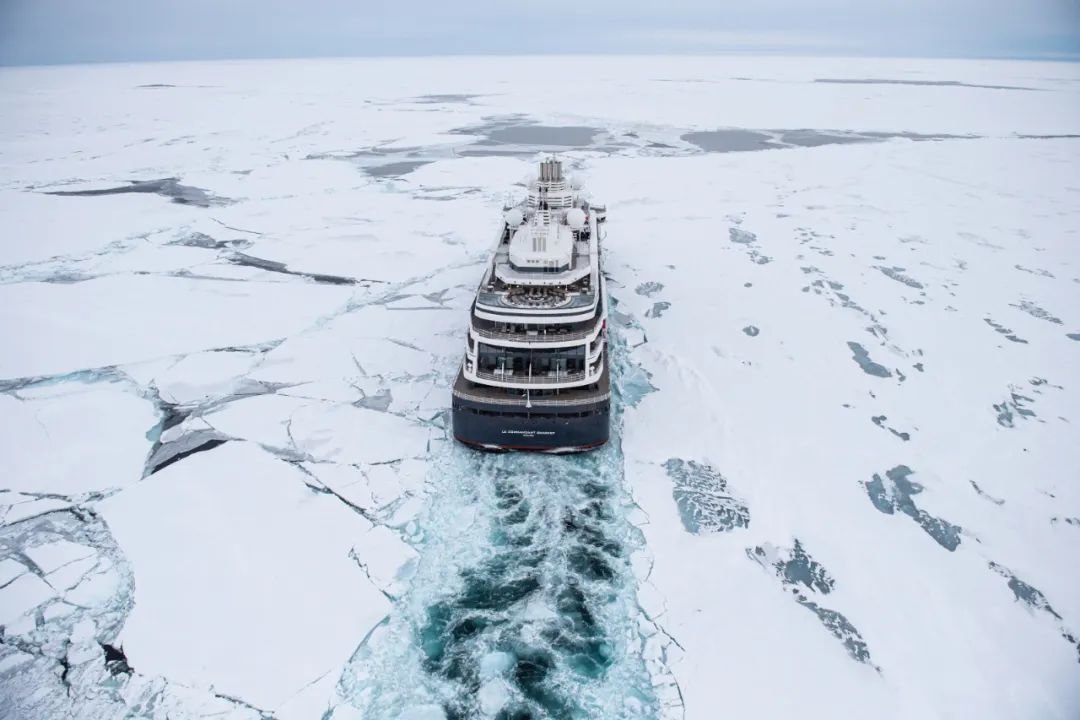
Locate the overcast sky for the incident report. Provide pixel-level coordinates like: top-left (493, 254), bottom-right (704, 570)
top-left (1, 0), bottom-right (1078, 66)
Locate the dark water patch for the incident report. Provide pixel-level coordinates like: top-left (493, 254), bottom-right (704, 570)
top-left (814, 78), bottom-right (1039, 91)
top-left (31, 272), bottom-right (96, 284)
top-left (858, 130), bottom-right (976, 141)
top-left (1067, 333), bottom-right (1080, 341)
top-left (987, 561), bottom-right (1080, 664)
top-left (146, 436), bottom-right (229, 476)
top-left (100, 643), bottom-right (132, 676)
top-left (421, 289), bottom-right (447, 306)
top-left (456, 148), bottom-right (539, 158)
top-left (635, 281), bottom-right (664, 298)
top-left (795, 228), bottom-right (836, 257)
top-left (847, 342), bottom-right (892, 378)
top-left (989, 562), bottom-right (1062, 619)
top-left (1015, 133), bottom-right (1080, 140)
top-left (1011, 300), bottom-right (1063, 325)
top-left (682, 130), bottom-right (781, 153)
top-left (728, 227), bottom-right (772, 264)
top-left (354, 388), bottom-right (393, 412)
top-left (663, 459), bottom-right (749, 534)
top-left (1015, 264), bottom-right (1055, 278)
top-left (747, 541), bottom-right (877, 668)
top-left (364, 160), bottom-right (432, 178)
top-left (167, 232), bottom-right (252, 250)
top-left (876, 266), bottom-right (924, 289)
top-left (771, 540), bottom-right (834, 594)
top-left (645, 301), bottom-right (670, 319)
top-left (450, 116), bottom-right (601, 150)
top-left (372, 291), bottom-right (415, 306)
top-left (1028, 376), bottom-right (1062, 392)
top-left (870, 415), bottom-right (910, 441)
top-left (794, 600), bottom-right (877, 667)
top-left (729, 228), bottom-right (757, 245)
top-left (800, 266), bottom-right (873, 317)
top-left (1051, 516), bottom-right (1080, 527)
top-left (969, 480), bottom-right (1005, 506)
top-left (42, 178), bottom-right (230, 208)
top-left (742, 325), bottom-right (760, 337)
top-left (834, 291), bottom-right (864, 312)
top-left (985, 318), bottom-right (1028, 344)
top-left (227, 252), bottom-right (360, 285)
top-left (148, 400), bottom-right (188, 444)
top-left (486, 125), bottom-right (598, 146)
top-left (993, 390), bottom-right (1036, 428)
top-left (864, 465), bottom-right (962, 551)
top-left (865, 322), bottom-right (889, 344)
top-left (780, 129), bottom-right (877, 147)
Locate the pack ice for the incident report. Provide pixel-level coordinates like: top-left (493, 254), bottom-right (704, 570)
top-left (1, 55), bottom-right (1078, 719)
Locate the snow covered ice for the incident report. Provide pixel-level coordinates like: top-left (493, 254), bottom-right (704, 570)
top-left (1, 55), bottom-right (1079, 719)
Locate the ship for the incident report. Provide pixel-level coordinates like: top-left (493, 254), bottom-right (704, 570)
top-left (451, 158), bottom-right (610, 452)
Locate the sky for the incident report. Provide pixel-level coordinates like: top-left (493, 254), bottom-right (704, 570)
top-left (0, 0), bottom-right (1078, 66)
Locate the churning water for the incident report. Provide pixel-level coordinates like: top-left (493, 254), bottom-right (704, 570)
top-left (336, 345), bottom-right (658, 720)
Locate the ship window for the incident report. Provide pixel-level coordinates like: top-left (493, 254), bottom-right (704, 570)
top-left (509, 263), bottom-right (571, 274)
top-left (475, 344), bottom-right (588, 376)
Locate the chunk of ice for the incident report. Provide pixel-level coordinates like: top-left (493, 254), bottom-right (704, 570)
top-left (26, 539), bottom-right (97, 573)
top-left (478, 678), bottom-right (511, 715)
top-left (0, 573), bottom-right (57, 624)
top-left (479, 651), bottom-right (515, 679)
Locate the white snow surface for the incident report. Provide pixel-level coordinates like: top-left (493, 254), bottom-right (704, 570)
top-left (0, 573), bottom-right (57, 625)
top-left (1, 55), bottom-right (1078, 719)
top-left (97, 441), bottom-right (405, 713)
top-left (25, 539), bottom-right (97, 573)
top-left (0, 380), bottom-right (159, 495)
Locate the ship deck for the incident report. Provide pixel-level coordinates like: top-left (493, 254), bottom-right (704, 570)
top-left (452, 364), bottom-right (610, 408)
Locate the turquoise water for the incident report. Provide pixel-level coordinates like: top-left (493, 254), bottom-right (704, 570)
top-left (337, 338), bottom-right (658, 719)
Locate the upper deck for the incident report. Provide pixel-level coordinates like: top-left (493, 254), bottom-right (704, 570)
top-left (473, 159), bottom-right (601, 323)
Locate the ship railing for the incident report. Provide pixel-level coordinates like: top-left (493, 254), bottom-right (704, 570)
top-left (472, 324), bottom-right (596, 342)
top-left (474, 368), bottom-right (589, 384)
top-left (452, 389), bottom-right (610, 407)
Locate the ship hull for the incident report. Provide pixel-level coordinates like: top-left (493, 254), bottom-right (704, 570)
top-left (451, 379), bottom-right (610, 452)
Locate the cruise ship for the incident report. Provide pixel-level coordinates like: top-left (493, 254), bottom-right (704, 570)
top-left (451, 158), bottom-right (610, 452)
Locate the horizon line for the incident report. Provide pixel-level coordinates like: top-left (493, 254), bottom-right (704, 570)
top-left (3, 48), bottom-right (1079, 70)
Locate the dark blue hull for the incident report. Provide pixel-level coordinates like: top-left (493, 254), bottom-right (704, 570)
top-left (452, 389), bottom-right (610, 452)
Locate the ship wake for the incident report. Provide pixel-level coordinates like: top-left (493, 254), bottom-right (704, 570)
top-left (335, 346), bottom-right (661, 719)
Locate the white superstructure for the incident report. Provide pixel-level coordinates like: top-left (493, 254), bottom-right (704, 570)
top-left (459, 158), bottom-right (609, 394)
